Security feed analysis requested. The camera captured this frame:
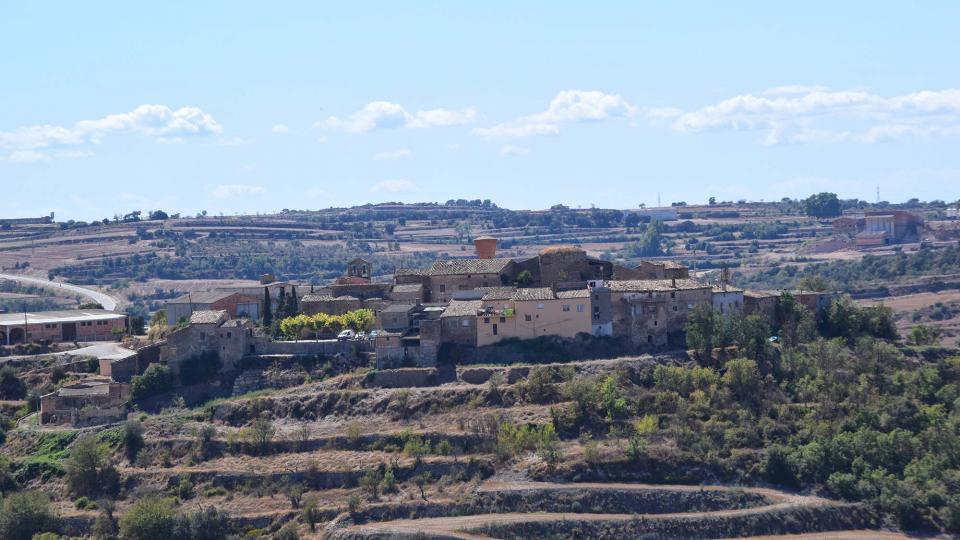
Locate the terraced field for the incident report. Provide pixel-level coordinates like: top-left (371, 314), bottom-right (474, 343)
top-left (4, 352), bottom-right (923, 539)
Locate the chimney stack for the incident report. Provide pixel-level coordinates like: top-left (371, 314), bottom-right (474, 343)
top-left (473, 236), bottom-right (498, 259)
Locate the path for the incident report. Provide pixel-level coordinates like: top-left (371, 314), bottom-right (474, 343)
top-left (0, 273), bottom-right (118, 310)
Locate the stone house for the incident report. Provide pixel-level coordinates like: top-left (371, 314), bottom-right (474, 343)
top-left (164, 291), bottom-right (260, 326)
top-left (425, 258), bottom-right (517, 303)
top-left (159, 311), bottom-right (255, 375)
top-left (634, 260), bottom-right (690, 280)
top-left (390, 283), bottom-right (425, 303)
top-left (475, 287), bottom-right (592, 346)
top-left (379, 303), bottom-right (420, 333)
top-left (40, 378), bottom-right (130, 426)
top-left (439, 299), bottom-right (482, 347)
top-left (712, 286), bottom-right (744, 316)
top-left (607, 279), bottom-right (713, 349)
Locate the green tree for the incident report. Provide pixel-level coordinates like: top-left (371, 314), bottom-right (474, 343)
top-left (302, 493), bottom-right (321, 531)
top-left (131, 364), bottom-right (173, 401)
top-left (803, 192), bottom-right (841, 218)
top-left (262, 286), bottom-right (273, 327)
top-left (0, 366), bottom-right (26, 400)
top-left (119, 497), bottom-right (177, 540)
top-left (722, 358), bottom-right (760, 401)
top-left (65, 436), bottom-right (119, 498)
top-left (516, 269), bottom-right (534, 286)
top-left (0, 490), bottom-right (60, 540)
top-left (122, 420), bottom-right (145, 464)
top-left (736, 314), bottom-right (772, 362)
top-left (685, 304), bottom-right (719, 362)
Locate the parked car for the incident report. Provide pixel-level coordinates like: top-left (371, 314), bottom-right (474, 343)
top-left (337, 329), bottom-right (355, 341)
top-left (355, 331), bottom-right (367, 341)
top-left (368, 330), bottom-right (380, 340)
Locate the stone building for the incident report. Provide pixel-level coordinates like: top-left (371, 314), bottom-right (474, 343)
top-left (390, 283), bottom-right (424, 303)
top-left (424, 258), bottom-right (517, 303)
top-left (634, 260), bottom-right (690, 280)
top-left (475, 287), bottom-right (592, 346)
top-left (379, 303), bottom-right (420, 332)
top-left (439, 299), bottom-right (482, 347)
top-left (164, 291), bottom-right (260, 326)
top-left (606, 279), bottom-right (713, 349)
top-left (712, 285), bottom-right (744, 316)
top-left (40, 378), bottom-right (130, 426)
top-left (159, 311), bottom-right (256, 375)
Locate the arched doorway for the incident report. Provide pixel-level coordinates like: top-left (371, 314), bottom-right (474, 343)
top-left (8, 327), bottom-right (25, 344)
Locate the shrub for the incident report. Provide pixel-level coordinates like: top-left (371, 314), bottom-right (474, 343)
top-left (302, 493), bottom-right (321, 531)
top-left (273, 522), bottom-right (299, 540)
top-left (65, 436), bottom-right (119, 498)
top-left (131, 364), bottom-right (173, 401)
top-left (0, 366), bottom-right (26, 400)
top-left (122, 420), bottom-right (145, 464)
top-left (0, 490), bottom-right (60, 540)
top-left (119, 496), bottom-right (177, 540)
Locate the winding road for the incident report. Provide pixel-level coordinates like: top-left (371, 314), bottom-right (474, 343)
top-left (0, 273), bottom-right (118, 311)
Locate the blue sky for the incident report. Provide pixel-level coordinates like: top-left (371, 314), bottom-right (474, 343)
top-left (2, 2), bottom-right (959, 220)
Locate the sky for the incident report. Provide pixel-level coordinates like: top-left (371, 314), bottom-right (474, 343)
top-left (1, 1), bottom-right (959, 221)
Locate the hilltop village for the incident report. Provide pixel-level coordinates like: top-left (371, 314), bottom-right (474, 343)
top-left (26, 237), bottom-right (835, 427)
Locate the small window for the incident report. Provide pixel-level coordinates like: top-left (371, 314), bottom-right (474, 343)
top-left (670, 291), bottom-right (676, 299)
top-left (484, 317), bottom-right (490, 324)
top-left (525, 314), bottom-right (532, 322)
top-left (562, 304), bottom-right (571, 312)
top-left (536, 303), bottom-right (544, 310)
top-left (654, 320), bottom-right (658, 326)
top-left (673, 306), bottom-right (678, 311)
top-left (492, 323), bottom-right (498, 335)
top-left (647, 335), bottom-right (653, 343)
top-left (461, 319), bottom-right (469, 327)
top-left (438, 284), bottom-right (446, 292)
top-left (500, 317), bottom-right (506, 323)
top-left (227, 332), bottom-right (232, 338)
top-left (577, 304), bottom-right (585, 313)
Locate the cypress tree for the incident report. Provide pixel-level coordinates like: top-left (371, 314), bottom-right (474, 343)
top-left (262, 286), bottom-right (273, 326)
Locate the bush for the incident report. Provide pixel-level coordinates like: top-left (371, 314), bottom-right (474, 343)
top-left (179, 350), bottom-right (222, 386)
top-left (0, 366), bottom-right (26, 400)
top-left (273, 523), bottom-right (299, 540)
top-left (122, 420), bottom-right (145, 464)
top-left (131, 364), bottom-right (173, 401)
top-left (65, 436), bottom-right (119, 498)
top-left (119, 497), bottom-right (177, 540)
top-left (0, 490), bottom-right (60, 540)
top-left (174, 506), bottom-right (231, 540)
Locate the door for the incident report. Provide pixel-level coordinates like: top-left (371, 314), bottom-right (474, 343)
top-left (62, 323), bottom-right (77, 341)
top-left (492, 323), bottom-right (498, 336)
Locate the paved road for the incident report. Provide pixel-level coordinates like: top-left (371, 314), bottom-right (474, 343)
top-left (0, 273), bottom-right (118, 310)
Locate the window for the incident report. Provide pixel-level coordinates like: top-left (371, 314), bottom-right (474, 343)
top-left (673, 306), bottom-right (678, 311)
top-left (562, 304), bottom-right (570, 312)
top-left (438, 284), bottom-right (446, 292)
top-left (227, 332), bottom-right (232, 338)
top-left (670, 291), bottom-right (676, 299)
top-left (525, 314), bottom-right (532, 322)
top-left (500, 317), bottom-right (506, 323)
top-left (647, 335), bottom-right (653, 343)
top-left (654, 320), bottom-right (658, 326)
top-left (594, 294), bottom-right (599, 300)
top-left (461, 319), bottom-right (470, 327)
top-left (577, 304), bottom-right (585, 313)
top-left (484, 317), bottom-right (490, 324)
top-left (492, 324), bottom-right (498, 335)
top-left (536, 303), bottom-right (544, 310)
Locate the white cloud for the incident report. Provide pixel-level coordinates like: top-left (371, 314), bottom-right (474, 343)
top-left (475, 90), bottom-right (636, 138)
top-left (2, 150), bottom-right (50, 163)
top-left (369, 179), bottom-right (418, 194)
top-left (662, 87), bottom-right (960, 144)
top-left (499, 145), bottom-right (529, 157)
top-left (0, 104), bottom-right (222, 160)
top-left (209, 184), bottom-right (265, 198)
top-left (271, 124), bottom-right (290, 134)
top-left (219, 136), bottom-right (249, 147)
top-left (374, 148), bottom-right (412, 160)
top-left (320, 101), bottom-right (476, 133)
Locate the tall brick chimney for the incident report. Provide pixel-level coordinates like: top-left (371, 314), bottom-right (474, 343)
top-left (473, 236), bottom-right (498, 259)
